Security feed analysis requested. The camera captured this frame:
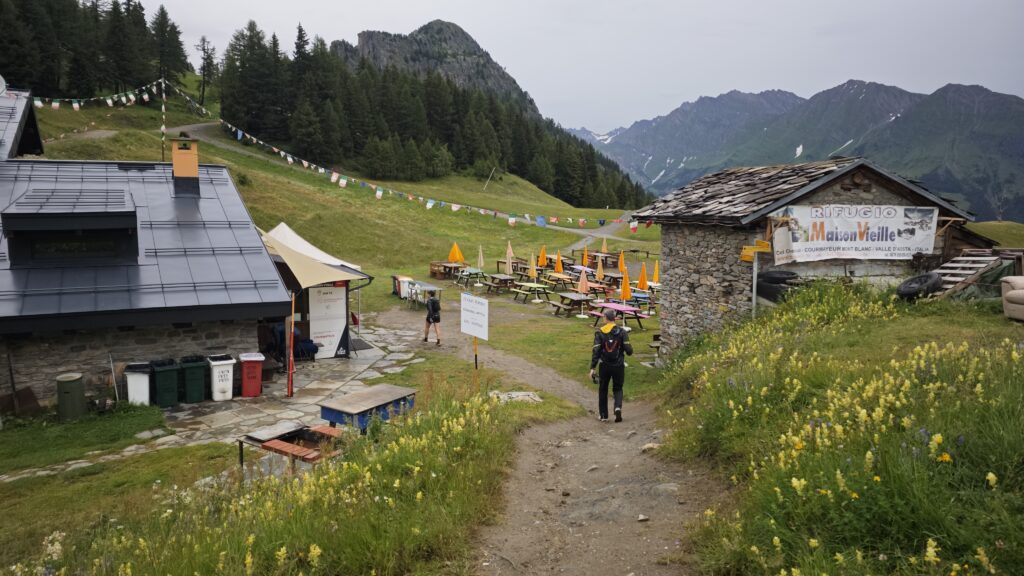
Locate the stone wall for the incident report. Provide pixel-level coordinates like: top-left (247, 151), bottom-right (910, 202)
top-left (657, 167), bottom-right (954, 357)
top-left (0, 320), bottom-right (259, 408)
top-left (659, 224), bottom-right (758, 357)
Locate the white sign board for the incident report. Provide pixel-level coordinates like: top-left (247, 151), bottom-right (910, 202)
top-left (309, 285), bottom-right (347, 358)
top-left (771, 204), bottom-right (938, 265)
top-left (460, 292), bottom-right (489, 341)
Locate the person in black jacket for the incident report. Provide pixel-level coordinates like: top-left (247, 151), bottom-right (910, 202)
top-left (589, 308), bottom-right (633, 422)
top-left (423, 290), bottom-right (442, 346)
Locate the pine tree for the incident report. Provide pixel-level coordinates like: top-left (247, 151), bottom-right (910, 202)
top-left (291, 24), bottom-right (310, 100)
top-left (0, 0), bottom-right (39, 89)
top-left (151, 5), bottom-right (189, 82)
top-left (13, 0), bottom-right (60, 93)
top-left (289, 98), bottom-right (323, 161)
top-left (194, 36), bottom-right (216, 105)
top-left (402, 139), bottom-right (426, 181)
top-left (318, 99), bottom-right (342, 163)
top-left (103, 0), bottom-right (130, 92)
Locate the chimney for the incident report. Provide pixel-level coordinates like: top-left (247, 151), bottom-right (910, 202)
top-left (171, 137), bottom-right (200, 196)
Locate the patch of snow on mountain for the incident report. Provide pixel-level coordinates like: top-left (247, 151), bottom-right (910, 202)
top-left (887, 113), bottom-right (901, 122)
top-left (651, 169), bottom-right (667, 185)
top-left (678, 161), bottom-right (686, 169)
top-left (794, 144), bottom-right (804, 158)
top-left (595, 132), bottom-right (615, 144)
top-left (643, 156), bottom-right (653, 171)
top-left (828, 139), bottom-right (855, 156)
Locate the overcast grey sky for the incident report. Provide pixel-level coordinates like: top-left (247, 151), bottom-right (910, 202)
top-left (151, 0), bottom-right (1024, 133)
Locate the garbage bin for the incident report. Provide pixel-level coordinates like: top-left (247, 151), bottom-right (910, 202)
top-left (179, 355), bottom-right (207, 404)
top-left (124, 363), bottom-right (152, 406)
top-left (239, 353), bottom-right (265, 397)
top-left (207, 354), bottom-right (237, 401)
top-left (56, 372), bottom-right (86, 423)
top-left (149, 359), bottom-right (179, 408)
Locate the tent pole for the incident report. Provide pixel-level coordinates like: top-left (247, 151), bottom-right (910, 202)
top-left (287, 291), bottom-right (295, 397)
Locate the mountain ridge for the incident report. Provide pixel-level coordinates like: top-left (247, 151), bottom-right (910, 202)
top-left (582, 80), bottom-right (1024, 220)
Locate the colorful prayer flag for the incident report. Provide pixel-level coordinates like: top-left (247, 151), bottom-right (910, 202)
top-left (375, 188), bottom-right (384, 200)
top-left (536, 215), bottom-right (547, 227)
top-left (51, 101), bottom-right (59, 110)
top-left (286, 156), bottom-right (294, 165)
top-left (339, 177), bottom-right (347, 188)
top-left (236, 130), bottom-right (243, 141)
top-left (451, 204), bottom-right (461, 212)
top-left (426, 199), bottom-right (435, 209)
top-left (630, 220), bottom-right (638, 233)
top-left (301, 160), bottom-right (309, 169)
top-left (645, 221), bottom-right (653, 228)
top-left (106, 97), bottom-right (113, 107)
top-left (72, 100), bottom-right (80, 111)
top-left (33, 98), bottom-right (43, 109)
top-left (598, 219), bottom-right (606, 226)
top-left (578, 219), bottom-right (586, 228)
top-left (550, 217), bottom-right (558, 224)
top-left (330, 172), bottom-right (339, 183)
top-left (142, 92), bottom-right (150, 102)
top-left (508, 214), bottom-right (517, 227)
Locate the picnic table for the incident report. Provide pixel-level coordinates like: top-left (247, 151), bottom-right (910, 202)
top-left (590, 301), bottom-right (649, 330)
top-left (547, 272), bottom-right (574, 290)
top-left (496, 258), bottom-right (526, 273)
top-left (601, 271), bottom-right (624, 288)
top-left (552, 291), bottom-right (594, 317)
top-left (237, 420), bottom-right (343, 471)
top-left (456, 267), bottom-right (485, 287)
top-left (440, 262), bottom-right (465, 279)
top-left (588, 252), bottom-right (619, 269)
top-left (485, 273), bottom-right (516, 293)
top-left (408, 281), bottom-right (442, 308)
top-left (512, 282), bottom-right (552, 303)
top-left (318, 384), bottom-right (417, 433)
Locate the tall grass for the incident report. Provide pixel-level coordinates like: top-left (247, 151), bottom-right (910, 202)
top-left (662, 283), bottom-right (1024, 574)
top-left (9, 375), bottom-right (547, 575)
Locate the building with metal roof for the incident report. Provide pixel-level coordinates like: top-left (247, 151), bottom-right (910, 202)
top-left (0, 89), bottom-right (292, 409)
top-left (634, 157), bottom-right (994, 358)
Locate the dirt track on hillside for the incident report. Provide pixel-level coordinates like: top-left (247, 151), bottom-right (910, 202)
top-left (375, 306), bottom-right (725, 575)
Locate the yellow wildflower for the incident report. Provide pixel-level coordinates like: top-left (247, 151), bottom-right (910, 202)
top-left (985, 472), bottom-right (998, 489)
top-left (937, 452), bottom-right (953, 463)
top-left (975, 547), bottom-right (995, 574)
top-left (275, 546), bottom-right (288, 567)
top-left (772, 536), bottom-right (782, 550)
top-left (872, 475), bottom-right (881, 482)
top-left (244, 550), bottom-right (254, 576)
top-left (924, 538), bottom-right (941, 565)
top-left (928, 433), bottom-right (943, 456)
top-left (808, 538), bottom-right (819, 549)
top-left (834, 552), bottom-right (845, 564)
top-left (850, 491), bottom-right (859, 499)
top-left (790, 477), bottom-right (807, 495)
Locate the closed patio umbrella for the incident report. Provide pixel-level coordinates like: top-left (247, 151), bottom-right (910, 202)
top-left (505, 241), bottom-right (515, 276)
top-left (582, 245), bottom-right (589, 268)
top-left (596, 257), bottom-right (605, 281)
top-left (554, 250), bottom-right (564, 273)
top-left (652, 260), bottom-right (660, 284)
top-left (600, 238), bottom-right (608, 253)
top-left (618, 250), bottom-right (626, 273)
top-left (637, 262), bottom-right (649, 290)
top-left (475, 245), bottom-right (485, 287)
top-left (448, 242), bottom-right (464, 263)
top-left (538, 245), bottom-right (547, 268)
top-left (620, 269), bottom-right (632, 302)
top-left (528, 252), bottom-right (537, 279)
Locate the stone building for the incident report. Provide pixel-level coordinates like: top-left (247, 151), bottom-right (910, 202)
top-left (633, 157), bottom-right (994, 357)
top-left (0, 88), bottom-right (291, 409)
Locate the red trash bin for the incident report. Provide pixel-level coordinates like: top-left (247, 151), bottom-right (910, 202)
top-left (239, 353), bottom-right (265, 397)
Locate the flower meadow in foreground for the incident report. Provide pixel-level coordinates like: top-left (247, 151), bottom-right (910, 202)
top-left (8, 391), bottom-right (518, 576)
top-left (664, 283), bottom-right (1023, 575)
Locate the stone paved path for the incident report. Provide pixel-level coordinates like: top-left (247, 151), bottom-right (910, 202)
top-left (0, 326), bottom-right (426, 483)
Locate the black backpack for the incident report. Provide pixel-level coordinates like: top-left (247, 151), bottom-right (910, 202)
top-left (598, 330), bottom-right (623, 364)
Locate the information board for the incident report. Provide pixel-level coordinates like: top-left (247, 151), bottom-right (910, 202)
top-left (460, 293), bottom-right (489, 341)
top-left (309, 286), bottom-right (347, 358)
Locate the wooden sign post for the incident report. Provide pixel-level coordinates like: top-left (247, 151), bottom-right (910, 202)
top-left (741, 240), bottom-right (772, 318)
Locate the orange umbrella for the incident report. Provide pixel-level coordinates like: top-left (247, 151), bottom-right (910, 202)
top-left (637, 261), bottom-right (649, 290)
top-left (505, 241), bottom-right (515, 275)
top-left (538, 246), bottom-right (547, 268)
top-left (652, 260), bottom-right (661, 284)
top-left (448, 242), bottom-right (464, 263)
top-left (528, 252), bottom-right (538, 279)
top-left (596, 257), bottom-right (605, 281)
top-left (619, 268), bottom-right (632, 302)
top-left (617, 250), bottom-right (626, 273)
top-left (554, 250), bottom-right (564, 273)
top-left (576, 271), bottom-right (590, 294)
top-left (582, 245), bottom-right (589, 268)
top-left (600, 238), bottom-right (608, 253)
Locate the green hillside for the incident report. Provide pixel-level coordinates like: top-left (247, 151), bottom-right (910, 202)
top-left (967, 220), bottom-right (1024, 247)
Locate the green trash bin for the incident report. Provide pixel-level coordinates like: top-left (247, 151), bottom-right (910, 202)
top-left (179, 355), bottom-right (207, 404)
top-left (56, 372), bottom-right (87, 423)
top-left (149, 359), bottom-right (179, 408)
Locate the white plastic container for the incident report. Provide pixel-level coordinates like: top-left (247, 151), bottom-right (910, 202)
top-left (124, 363), bottom-right (151, 405)
top-left (207, 355), bottom-right (237, 401)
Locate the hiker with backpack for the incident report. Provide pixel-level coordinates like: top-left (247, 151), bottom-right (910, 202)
top-left (590, 308), bottom-right (634, 422)
top-left (423, 290), bottom-right (442, 346)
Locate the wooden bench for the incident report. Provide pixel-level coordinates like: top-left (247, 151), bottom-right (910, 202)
top-left (482, 281), bottom-right (503, 293)
top-left (648, 333), bottom-right (661, 350)
top-left (429, 262), bottom-right (445, 279)
top-left (510, 288), bottom-right (531, 302)
top-left (548, 301), bottom-right (571, 316)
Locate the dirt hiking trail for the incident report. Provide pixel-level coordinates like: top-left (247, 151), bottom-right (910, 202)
top-left (374, 307), bottom-right (725, 575)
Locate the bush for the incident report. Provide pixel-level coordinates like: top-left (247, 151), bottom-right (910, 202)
top-left (663, 282), bottom-right (1024, 575)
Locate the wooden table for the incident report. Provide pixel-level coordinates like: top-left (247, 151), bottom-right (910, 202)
top-left (553, 291), bottom-right (594, 317)
top-left (496, 258), bottom-right (526, 273)
top-left (601, 271), bottom-right (624, 288)
top-left (456, 267), bottom-right (485, 287)
top-left (318, 384), bottom-right (417, 433)
top-left (590, 301), bottom-right (649, 329)
top-left (485, 273), bottom-right (515, 294)
top-left (547, 272), bottom-right (573, 290)
top-left (440, 262), bottom-right (465, 279)
top-left (512, 282), bottom-right (551, 302)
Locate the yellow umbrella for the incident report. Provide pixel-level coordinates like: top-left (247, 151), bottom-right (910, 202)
top-left (582, 245), bottom-right (589, 268)
top-left (528, 252), bottom-right (538, 279)
top-left (617, 250), bottom-right (627, 273)
top-left (652, 260), bottom-right (661, 284)
top-left (619, 268), bottom-right (632, 302)
top-left (505, 241), bottom-right (515, 276)
top-left (600, 238), bottom-right (608, 253)
top-left (554, 250), bottom-right (564, 273)
top-left (448, 242), bottom-right (464, 263)
top-left (538, 246), bottom-right (547, 268)
top-left (637, 261), bottom-right (649, 291)
top-left (596, 257), bottom-right (605, 281)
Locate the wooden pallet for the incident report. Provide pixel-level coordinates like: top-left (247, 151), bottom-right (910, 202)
top-left (932, 255), bottom-right (1001, 298)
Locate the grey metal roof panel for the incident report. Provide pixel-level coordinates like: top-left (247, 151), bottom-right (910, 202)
top-left (0, 159), bottom-right (291, 333)
top-left (0, 90), bottom-right (42, 160)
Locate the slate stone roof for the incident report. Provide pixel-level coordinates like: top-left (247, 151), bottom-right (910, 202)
top-left (0, 160), bottom-right (291, 333)
top-left (633, 157), bottom-right (971, 226)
